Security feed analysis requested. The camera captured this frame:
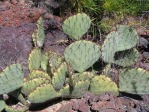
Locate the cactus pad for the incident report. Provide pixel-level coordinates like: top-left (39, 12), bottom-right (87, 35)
top-left (32, 17), bottom-right (45, 47)
top-left (70, 80), bottom-right (90, 98)
top-left (89, 75), bottom-right (119, 95)
top-left (62, 13), bottom-right (91, 40)
top-left (29, 70), bottom-right (51, 81)
top-left (119, 68), bottom-right (149, 94)
top-left (73, 72), bottom-right (94, 82)
top-left (101, 25), bottom-right (139, 67)
top-left (59, 85), bottom-right (70, 97)
top-left (28, 48), bottom-right (42, 72)
top-left (64, 40), bottom-right (101, 73)
top-left (41, 53), bottom-right (49, 71)
top-left (22, 78), bottom-right (49, 96)
top-left (52, 62), bottom-right (68, 90)
top-left (5, 105), bottom-right (28, 112)
top-left (48, 51), bottom-right (64, 74)
top-left (0, 64), bottom-right (24, 94)
top-left (28, 84), bottom-right (59, 103)
top-left (0, 100), bottom-right (5, 111)
top-left (114, 48), bottom-right (139, 66)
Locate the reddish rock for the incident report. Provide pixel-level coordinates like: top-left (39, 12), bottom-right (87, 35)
top-left (0, 1), bottom-right (42, 27)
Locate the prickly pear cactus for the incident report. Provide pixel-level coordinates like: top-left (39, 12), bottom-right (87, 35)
top-left (89, 75), bottom-right (119, 96)
top-left (22, 70), bottom-right (51, 96)
top-left (0, 64), bottom-right (24, 94)
top-left (32, 17), bottom-right (45, 47)
top-left (28, 48), bottom-right (42, 72)
top-left (64, 40), bottom-right (101, 73)
top-left (59, 81), bottom-right (90, 98)
top-left (0, 99), bottom-right (5, 111)
top-left (52, 62), bottom-right (68, 90)
top-left (28, 84), bottom-right (59, 103)
top-left (119, 68), bottom-right (149, 94)
top-left (22, 78), bottom-right (50, 96)
top-left (62, 13), bottom-right (91, 40)
top-left (5, 105), bottom-right (28, 112)
top-left (28, 70), bottom-right (51, 81)
top-left (59, 85), bottom-right (70, 97)
top-left (59, 72), bottom-right (94, 98)
top-left (41, 53), bottom-right (49, 71)
top-left (48, 51), bottom-right (64, 74)
top-left (101, 25), bottom-right (139, 67)
top-left (70, 80), bottom-right (90, 98)
top-left (73, 72), bottom-right (94, 82)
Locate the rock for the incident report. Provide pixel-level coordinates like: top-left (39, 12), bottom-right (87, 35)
top-left (0, 1), bottom-right (42, 27)
top-left (138, 37), bottom-right (149, 48)
top-left (0, 23), bottom-right (35, 75)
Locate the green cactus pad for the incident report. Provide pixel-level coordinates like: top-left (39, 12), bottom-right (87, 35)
top-left (0, 100), bottom-right (5, 111)
top-left (52, 62), bottom-right (68, 90)
top-left (28, 48), bottom-right (42, 72)
top-left (114, 48), bottom-right (139, 66)
top-left (0, 64), bottom-right (24, 94)
top-left (59, 81), bottom-right (91, 98)
top-left (64, 40), bottom-right (101, 73)
top-left (73, 72), bottom-right (94, 82)
top-left (59, 85), bottom-right (70, 97)
top-left (5, 105), bottom-right (28, 112)
top-left (70, 80), bottom-right (90, 98)
top-left (62, 13), bottom-right (91, 40)
top-left (22, 78), bottom-right (49, 96)
top-left (41, 53), bottom-right (49, 71)
top-left (29, 70), bottom-right (51, 81)
top-left (28, 84), bottom-right (59, 103)
top-left (101, 25), bottom-right (139, 67)
top-left (48, 51), bottom-right (64, 74)
top-left (32, 17), bottom-right (45, 47)
top-left (119, 68), bottom-right (149, 94)
top-left (89, 75), bottom-right (119, 96)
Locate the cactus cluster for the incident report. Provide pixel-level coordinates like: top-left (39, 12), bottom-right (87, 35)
top-left (21, 13), bottom-right (118, 104)
top-left (22, 50), bottom-right (69, 103)
top-left (0, 13), bottom-right (149, 111)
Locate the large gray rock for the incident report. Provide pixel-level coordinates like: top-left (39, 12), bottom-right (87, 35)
top-left (0, 23), bottom-right (35, 75)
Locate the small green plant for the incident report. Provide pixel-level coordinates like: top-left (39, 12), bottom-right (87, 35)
top-left (63, 0), bottom-right (102, 15)
top-left (102, 0), bottom-right (149, 16)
